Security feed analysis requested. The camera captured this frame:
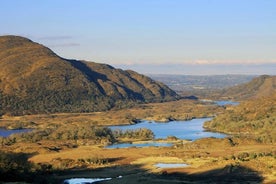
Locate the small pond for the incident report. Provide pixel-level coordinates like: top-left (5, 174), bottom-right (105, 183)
top-left (0, 128), bottom-right (32, 137)
top-left (215, 100), bottom-right (239, 106)
top-left (63, 177), bottom-right (114, 184)
top-left (155, 163), bottom-right (189, 168)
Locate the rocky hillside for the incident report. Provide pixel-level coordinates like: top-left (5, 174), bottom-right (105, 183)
top-left (220, 75), bottom-right (276, 100)
top-left (0, 35), bottom-right (179, 115)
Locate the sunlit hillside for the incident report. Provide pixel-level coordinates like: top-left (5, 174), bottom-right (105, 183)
top-left (0, 36), bottom-right (179, 115)
top-left (205, 93), bottom-right (276, 143)
top-left (220, 75), bottom-right (276, 100)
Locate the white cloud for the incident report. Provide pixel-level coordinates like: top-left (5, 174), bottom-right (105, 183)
top-left (193, 59), bottom-right (276, 65)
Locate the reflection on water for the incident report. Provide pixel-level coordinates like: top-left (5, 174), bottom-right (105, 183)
top-left (109, 118), bottom-right (226, 141)
top-left (108, 118), bottom-right (226, 148)
top-left (63, 177), bottom-right (112, 184)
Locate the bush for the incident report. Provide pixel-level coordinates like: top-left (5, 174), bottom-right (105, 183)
top-left (0, 151), bottom-right (33, 181)
top-left (113, 128), bottom-right (154, 140)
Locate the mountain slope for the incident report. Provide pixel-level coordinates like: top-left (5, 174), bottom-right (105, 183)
top-left (205, 75), bottom-right (276, 143)
top-left (220, 75), bottom-right (276, 100)
top-left (0, 35), bottom-right (179, 115)
top-left (204, 94), bottom-right (276, 143)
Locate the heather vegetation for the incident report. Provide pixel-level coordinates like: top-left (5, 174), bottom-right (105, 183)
top-left (0, 36), bottom-right (179, 115)
top-left (112, 128), bottom-right (154, 140)
top-left (1, 128), bottom-right (110, 147)
top-left (0, 151), bottom-right (57, 183)
top-left (205, 95), bottom-right (276, 143)
top-left (0, 124), bottom-right (156, 147)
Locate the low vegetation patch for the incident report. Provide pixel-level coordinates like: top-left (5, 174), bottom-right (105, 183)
top-left (112, 128), bottom-right (154, 141)
top-left (204, 95), bottom-right (276, 143)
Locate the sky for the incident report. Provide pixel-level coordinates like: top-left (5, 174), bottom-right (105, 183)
top-left (1, 0), bottom-right (276, 75)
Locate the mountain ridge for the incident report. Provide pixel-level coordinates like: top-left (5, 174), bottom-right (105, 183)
top-left (0, 35), bottom-right (179, 115)
top-left (220, 75), bottom-right (276, 100)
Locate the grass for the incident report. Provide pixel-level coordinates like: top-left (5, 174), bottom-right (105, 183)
top-left (0, 99), bottom-right (223, 129)
top-left (22, 137), bottom-right (275, 183)
top-left (18, 140), bottom-right (271, 183)
top-left (0, 99), bottom-right (275, 183)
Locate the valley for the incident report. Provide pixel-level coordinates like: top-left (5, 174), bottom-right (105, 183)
top-left (0, 36), bottom-right (275, 184)
top-left (0, 94), bottom-right (275, 183)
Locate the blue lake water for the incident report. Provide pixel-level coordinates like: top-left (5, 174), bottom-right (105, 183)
top-left (109, 118), bottom-right (226, 141)
top-left (0, 128), bottom-right (32, 137)
top-left (215, 100), bottom-right (239, 106)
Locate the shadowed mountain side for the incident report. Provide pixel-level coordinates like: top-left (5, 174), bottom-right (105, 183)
top-left (0, 35), bottom-right (179, 115)
top-left (62, 165), bottom-right (264, 184)
top-left (154, 165), bottom-right (264, 184)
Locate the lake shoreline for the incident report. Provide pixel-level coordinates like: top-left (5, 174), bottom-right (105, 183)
top-left (108, 117), bottom-right (227, 148)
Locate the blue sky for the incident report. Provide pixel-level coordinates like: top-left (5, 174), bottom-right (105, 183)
top-left (1, 0), bottom-right (276, 75)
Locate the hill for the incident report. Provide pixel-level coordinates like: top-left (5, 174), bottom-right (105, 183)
top-left (0, 35), bottom-right (179, 115)
top-left (204, 94), bottom-right (276, 143)
top-left (205, 75), bottom-right (276, 143)
top-left (220, 75), bottom-right (276, 100)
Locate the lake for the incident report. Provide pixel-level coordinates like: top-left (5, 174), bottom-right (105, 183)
top-left (107, 99), bottom-right (239, 148)
top-left (0, 128), bottom-right (32, 137)
top-left (109, 118), bottom-right (225, 141)
top-left (215, 100), bottom-right (239, 106)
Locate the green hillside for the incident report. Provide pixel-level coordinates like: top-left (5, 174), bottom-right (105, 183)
top-left (0, 36), bottom-right (179, 115)
top-left (204, 94), bottom-right (276, 143)
top-left (204, 75), bottom-right (276, 143)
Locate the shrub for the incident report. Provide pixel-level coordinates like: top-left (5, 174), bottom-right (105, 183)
top-left (113, 128), bottom-right (154, 140)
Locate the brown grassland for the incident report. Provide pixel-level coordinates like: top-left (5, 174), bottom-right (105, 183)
top-left (0, 99), bottom-right (275, 183)
top-left (1, 36), bottom-right (275, 183)
top-left (0, 99), bottom-right (222, 128)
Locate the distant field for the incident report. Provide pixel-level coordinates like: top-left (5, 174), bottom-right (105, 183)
top-left (150, 74), bottom-right (255, 91)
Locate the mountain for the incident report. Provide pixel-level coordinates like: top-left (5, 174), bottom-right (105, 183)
top-left (205, 75), bottom-right (276, 143)
top-left (220, 75), bottom-right (276, 100)
top-left (0, 35), bottom-right (179, 115)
